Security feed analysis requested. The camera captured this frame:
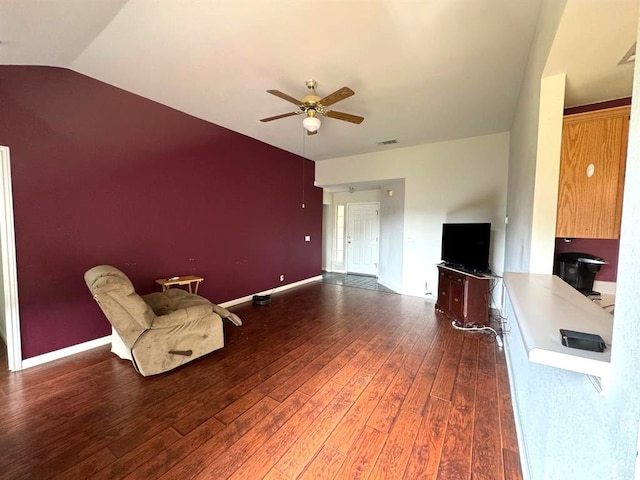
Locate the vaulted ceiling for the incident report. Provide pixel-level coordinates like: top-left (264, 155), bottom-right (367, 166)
top-left (0, 0), bottom-right (636, 161)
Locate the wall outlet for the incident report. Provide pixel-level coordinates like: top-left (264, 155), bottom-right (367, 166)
top-left (304, 235), bottom-right (311, 242)
top-left (280, 274), bottom-right (284, 282)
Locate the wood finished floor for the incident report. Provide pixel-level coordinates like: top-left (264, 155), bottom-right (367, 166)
top-left (0, 282), bottom-right (522, 479)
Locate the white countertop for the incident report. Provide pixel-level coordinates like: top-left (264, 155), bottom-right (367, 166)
top-left (503, 273), bottom-right (613, 379)
top-left (592, 280), bottom-right (616, 314)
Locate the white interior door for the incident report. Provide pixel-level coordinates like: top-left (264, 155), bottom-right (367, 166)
top-left (346, 202), bottom-right (379, 275)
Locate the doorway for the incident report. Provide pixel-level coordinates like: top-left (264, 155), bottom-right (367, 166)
top-left (346, 202), bottom-right (380, 276)
top-left (321, 181), bottom-right (405, 293)
top-left (321, 272), bottom-right (396, 293)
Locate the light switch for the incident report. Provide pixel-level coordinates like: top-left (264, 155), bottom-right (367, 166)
top-left (305, 235), bottom-right (311, 242)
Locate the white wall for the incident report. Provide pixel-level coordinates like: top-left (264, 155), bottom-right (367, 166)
top-left (529, 73), bottom-right (565, 273)
top-left (378, 180), bottom-right (405, 293)
top-left (505, 0), bottom-right (567, 274)
top-left (321, 204), bottom-right (330, 271)
top-left (610, 12), bottom-right (640, 472)
top-left (316, 132), bottom-right (510, 297)
top-left (322, 190), bottom-right (334, 271)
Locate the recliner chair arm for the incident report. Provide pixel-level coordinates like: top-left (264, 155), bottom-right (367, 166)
top-left (150, 304), bottom-right (215, 328)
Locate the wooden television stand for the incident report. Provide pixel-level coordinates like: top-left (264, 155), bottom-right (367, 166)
top-left (435, 264), bottom-right (491, 327)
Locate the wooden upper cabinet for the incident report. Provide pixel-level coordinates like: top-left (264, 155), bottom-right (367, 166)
top-left (556, 106), bottom-right (630, 239)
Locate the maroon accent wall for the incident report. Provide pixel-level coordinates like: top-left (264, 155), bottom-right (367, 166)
top-left (564, 97), bottom-right (631, 116)
top-left (0, 66), bottom-right (322, 359)
top-left (554, 238), bottom-right (619, 282)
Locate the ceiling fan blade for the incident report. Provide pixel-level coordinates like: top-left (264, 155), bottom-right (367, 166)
top-left (325, 110), bottom-right (364, 124)
top-left (267, 89), bottom-right (303, 106)
top-left (319, 86), bottom-right (354, 107)
top-left (307, 129), bottom-right (318, 136)
top-left (260, 112), bottom-right (300, 122)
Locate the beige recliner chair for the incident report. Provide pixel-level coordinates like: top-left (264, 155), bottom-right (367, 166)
top-left (84, 265), bottom-right (240, 376)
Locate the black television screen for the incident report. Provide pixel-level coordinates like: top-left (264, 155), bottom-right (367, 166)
top-left (441, 222), bottom-right (491, 273)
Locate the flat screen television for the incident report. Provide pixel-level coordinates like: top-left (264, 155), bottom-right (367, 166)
top-left (441, 222), bottom-right (491, 273)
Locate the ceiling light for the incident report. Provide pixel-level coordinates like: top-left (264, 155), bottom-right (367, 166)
top-left (302, 110), bottom-right (321, 132)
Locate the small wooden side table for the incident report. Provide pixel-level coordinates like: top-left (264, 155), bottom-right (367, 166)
top-left (155, 275), bottom-right (204, 294)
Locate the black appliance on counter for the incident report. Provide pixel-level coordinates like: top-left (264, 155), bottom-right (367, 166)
top-left (554, 252), bottom-right (606, 298)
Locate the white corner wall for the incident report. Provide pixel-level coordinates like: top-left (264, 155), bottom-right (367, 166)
top-left (316, 132), bottom-right (510, 297)
top-left (505, 0), bottom-right (568, 274)
top-left (609, 8), bottom-right (640, 473)
top-left (321, 204), bottom-right (331, 271)
top-left (529, 73), bottom-right (566, 273)
top-left (378, 180), bottom-right (405, 293)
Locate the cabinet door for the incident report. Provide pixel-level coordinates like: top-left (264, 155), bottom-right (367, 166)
top-left (436, 274), bottom-right (451, 313)
top-left (465, 275), bottom-right (490, 326)
top-left (556, 106), bottom-right (630, 239)
top-left (449, 281), bottom-right (465, 319)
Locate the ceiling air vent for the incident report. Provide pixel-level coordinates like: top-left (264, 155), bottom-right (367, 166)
top-left (377, 139), bottom-right (398, 146)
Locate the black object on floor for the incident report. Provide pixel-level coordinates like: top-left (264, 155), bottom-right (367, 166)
top-left (252, 294), bottom-right (271, 305)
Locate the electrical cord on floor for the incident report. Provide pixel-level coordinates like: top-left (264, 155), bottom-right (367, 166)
top-left (486, 276), bottom-right (503, 315)
top-left (451, 320), bottom-right (503, 348)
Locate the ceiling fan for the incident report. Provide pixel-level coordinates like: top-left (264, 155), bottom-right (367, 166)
top-left (260, 79), bottom-right (364, 135)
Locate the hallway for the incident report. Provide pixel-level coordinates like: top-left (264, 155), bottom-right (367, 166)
top-left (321, 272), bottom-right (397, 294)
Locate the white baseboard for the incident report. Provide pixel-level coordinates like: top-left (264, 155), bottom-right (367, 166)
top-left (220, 275), bottom-right (323, 308)
top-left (18, 275), bottom-right (324, 370)
top-left (21, 335), bottom-right (112, 369)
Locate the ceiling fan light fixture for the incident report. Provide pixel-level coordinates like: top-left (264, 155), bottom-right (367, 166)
top-left (302, 111), bottom-right (321, 132)
top-left (261, 80), bottom-right (363, 132)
